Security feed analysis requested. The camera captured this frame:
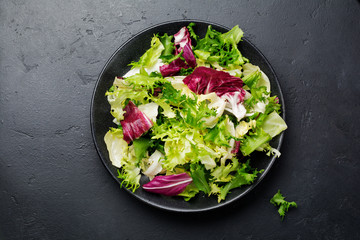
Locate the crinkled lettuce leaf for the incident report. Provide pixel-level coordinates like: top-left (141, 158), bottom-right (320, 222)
top-left (104, 129), bottom-right (141, 191)
top-left (262, 111), bottom-right (287, 138)
top-left (117, 161), bottom-right (141, 192)
top-left (219, 160), bottom-right (263, 200)
top-left (129, 35), bottom-right (165, 69)
top-left (242, 63), bottom-right (270, 92)
top-left (204, 116), bottom-right (232, 147)
top-left (132, 137), bottom-right (152, 164)
top-left (177, 183), bottom-right (199, 201)
top-left (190, 164), bottom-right (211, 194)
top-left (211, 158), bottom-right (239, 182)
top-left (158, 33), bottom-right (175, 61)
top-left (104, 128), bottom-right (127, 168)
top-left (240, 128), bottom-right (272, 156)
top-left (219, 25), bottom-right (244, 46)
top-left (270, 190), bottom-right (297, 220)
top-left (194, 25), bottom-right (248, 67)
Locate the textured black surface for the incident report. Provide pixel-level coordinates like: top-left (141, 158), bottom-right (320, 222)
top-left (1, 0), bottom-right (359, 239)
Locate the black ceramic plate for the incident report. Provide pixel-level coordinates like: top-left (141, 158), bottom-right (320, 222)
top-left (91, 20), bottom-right (285, 212)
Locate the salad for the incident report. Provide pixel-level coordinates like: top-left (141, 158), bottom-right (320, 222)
top-left (104, 23), bottom-right (287, 202)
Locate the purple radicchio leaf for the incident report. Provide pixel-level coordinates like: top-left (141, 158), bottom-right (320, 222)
top-left (182, 42), bottom-right (197, 68)
top-left (183, 66), bottom-right (245, 97)
top-left (159, 26), bottom-right (197, 76)
top-left (120, 101), bottom-right (153, 144)
top-left (231, 140), bottom-right (241, 154)
top-left (174, 27), bottom-right (196, 68)
top-left (160, 58), bottom-right (188, 77)
top-left (142, 173), bottom-right (193, 196)
top-left (174, 26), bottom-right (192, 49)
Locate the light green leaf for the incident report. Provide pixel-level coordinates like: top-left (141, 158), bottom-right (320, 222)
top-left (104, 130), bottom-right (128, 168)
top-left (261, 111), bottom-right (287, 138)
top-left (190, 164), bottom-right (211, 194)
top-left (270, 190), bottom-right (297, 220)
top-left (129, 35), bottom-right (164, 69)
top-left (240, 128), bottom-right (272, 156)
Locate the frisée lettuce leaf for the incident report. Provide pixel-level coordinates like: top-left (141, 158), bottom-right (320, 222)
top-left (194, 25), bottom-right (248, 67)
top-left (129, 35), bottom-right (164, 69)
top-left (219, 160), bottom-right (263, 201)
top-left (270, 190), bottom-right (297, 220)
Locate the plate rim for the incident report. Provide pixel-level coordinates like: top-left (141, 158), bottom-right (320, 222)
top-left (90, 19), bottom-right (285, 212)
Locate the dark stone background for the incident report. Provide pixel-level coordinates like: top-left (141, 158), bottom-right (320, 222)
top-left (0, 0), bottom-right (359, 239)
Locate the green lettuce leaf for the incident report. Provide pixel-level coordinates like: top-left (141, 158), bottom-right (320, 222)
top-left (104, 129), bottom-right (128, 168)
top-left (244, 86), bottom-right (268, 110)
top-left (196, 144), bottom-right (219, 170)
top-left (235, 120), bottom-right (256, 138)
top-left (242, 63), bottom-right (271, 92)
top-left (261, 111), bottom-right (287, 138)
top-left (151, 117), bottom-right (188, 141)
top-left (160, 82), bottom-right (216, 129)
top-left (163, 137), bottom-right (192, 170)
top-left (219, 161), bottom-right (262, 200)
top-left (209, 182), bottom-right (222, 202)
top-left (265, 96), bottom-right (281, 115)
top-left (270, 190), bottom-right (297, 220)
top-left (219, 25), bottom-right (244, 46)
top-left (124, 71), bottom-right (165, 91)
top-left (177, 183), bottom-right (199, 201)
top-left (256, 142), bottom-right (281, 158)
top-left (106, 87), bottom-right (150, 121)
top-left (194, 25), bottom-right (248, 67)
top-left (190, 164), bottom-right (211, 194)
top-left (194, 49), bottom-right (211, 60)
top-left (187, 22), bottom-right (198, 41)
top-left (132, 137), bottom-right (152, 164)
top-left (211, 158), bottom-right (239, 182)
top-left (204, 116), bottom-right (232, 147)
top-left (240, 128), bottom-right (272, 156)
top-left (242, 70), bottom-right (261, 89)
top-left (104, 130), bottom-right (141, 192)
top-left (129, 35), bottom-right (164, 69)
top-left (159, 33), bottom-right (175, 59)
top-left (117, 164), bottom-right (141, 192)
top-left (151, 97), bottom-right (176, 119)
